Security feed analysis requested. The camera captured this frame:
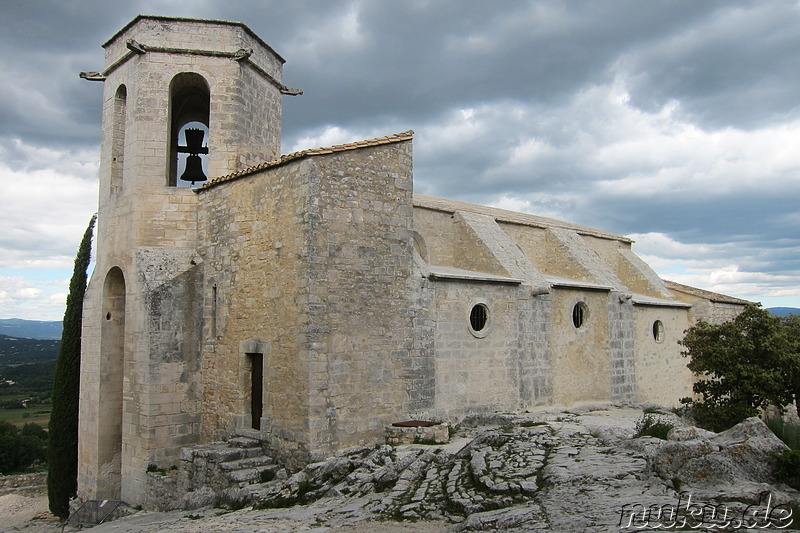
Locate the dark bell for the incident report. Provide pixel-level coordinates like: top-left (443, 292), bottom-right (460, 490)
top-left (178, 128), bottom-right (209, 184)
top-left (180, 154), bottom-right (207, 184)
top-left (184, 128), bottom-right (205, 153)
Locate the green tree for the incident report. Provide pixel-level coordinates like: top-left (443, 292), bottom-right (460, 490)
top-left (47, 214), bottom-right (96, 518)
top-left (0, 421), bottom-right (47, 474)
top-left (680, 304), bottom-right (797, 431)
top-left (784, 313), bottom-right (800, 402)
top-left (0, 420), bottom-right (20, 474)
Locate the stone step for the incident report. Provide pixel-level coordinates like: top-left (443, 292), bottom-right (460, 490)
top-left (219, 455), bottom-right (275, 472)
top-left (228, 436), bottom-right (262, 449)
top-left (228, 464), bottom-right (279, 484)
top-left (182, 443), bottom-right (247, 463)
top-left (241, 446), bottom-right (267, 459)
top-left (202, 447), bottom-right (248, 463)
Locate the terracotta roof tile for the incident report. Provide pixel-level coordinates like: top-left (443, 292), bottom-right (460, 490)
top-left (198, 130), bottom-right (414, 190)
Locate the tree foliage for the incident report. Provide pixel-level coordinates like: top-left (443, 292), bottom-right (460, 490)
top-left (47, 214), bottom-right (96, 519)
top-left (0, 421), bottom-right (48, 474)
top-left (680, 304), bottom-right (800, 432)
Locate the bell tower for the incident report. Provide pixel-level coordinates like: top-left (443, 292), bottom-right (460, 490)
top-left (77, 16), bottom-right (298, 505)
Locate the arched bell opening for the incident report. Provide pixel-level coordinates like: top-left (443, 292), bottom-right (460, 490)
top-left (167, 73), bottom-right (210, 187)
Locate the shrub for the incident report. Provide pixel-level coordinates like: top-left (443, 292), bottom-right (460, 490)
top-left (680, 305), bottom-right (798, 432)
top-left (773, 449), bottom-right (800, 489)
top-left (681, 399), bottom-right (758, 433)
top-left (633, 414), bottom-right (674, 440)
top-left (765, 413), bottom-right (800, 450)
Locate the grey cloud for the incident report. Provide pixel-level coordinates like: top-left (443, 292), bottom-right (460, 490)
top-left (619, 3), bottom-right (800, 129)
top-left (575, 193), bottom-right (800, 273)
top-left (0, 0), bottom-right (798, 308)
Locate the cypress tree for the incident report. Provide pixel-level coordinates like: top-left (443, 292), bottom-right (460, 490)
top-left (48, 214), bottom-right (96, 519)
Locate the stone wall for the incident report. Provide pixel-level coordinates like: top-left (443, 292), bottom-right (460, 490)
top-left (135, 247), bottom-right (204, 467)
top-left (450, 214), bottom-right (511, 277)
top-left (495, 222), bottom-right (550, 276)
top-left (402, 267), bottom-right (436, 414)
top-left (413, 207), bottom-right (456, 267)
top-left (431, 280), bottom-right (521, 417)
top-left (0, 472), bottom-right (46, 497)
top-left (197, 138), bottom-right (419, 465)
top-left (411, 199), bottom-right (706, 413)
top-left (197, 157), bottom-right (310, 467)
top-left (304, 141), bottom-right (417, 458)
top-left (609, 295), bottom-right (636, 402)
top-left (516, 291), bottom-right (553, 408)
top-left (634, 305), bottom-right (692, 406)
top-left (617, 247), bottom-right (673, 299)
top-left (707, 301), bottom-right (747, 324)
top-left (550, 288), bottom-right (611, 405)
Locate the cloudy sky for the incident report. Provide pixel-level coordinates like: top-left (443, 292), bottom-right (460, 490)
top-left (1, 1), bottom-right (799, 320)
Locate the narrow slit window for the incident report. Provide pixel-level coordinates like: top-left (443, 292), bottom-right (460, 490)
top-left (110, 84), bottom-right (127, 193)
top-left (211, 284), bottom-right (218, 338)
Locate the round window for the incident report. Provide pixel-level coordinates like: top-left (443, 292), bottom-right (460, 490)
top-left (470, 304), bottom-right (488, 331)
top-left (468, 302), bottom-right (491, 338)
top-left (572, 302), bottom-right (588, 328)
top-left (653, 320), bottom-right (665, 343)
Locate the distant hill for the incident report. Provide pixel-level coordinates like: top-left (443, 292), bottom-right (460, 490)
top-left (0, 319), bottom-right (62, 340)
top-left (768, 307), bottom-right (800, 317)
top-left (0, 333), bottom-right (60, 365)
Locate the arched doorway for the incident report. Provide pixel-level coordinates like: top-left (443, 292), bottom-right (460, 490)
top-left (97, 267), bottom-right (125, 499)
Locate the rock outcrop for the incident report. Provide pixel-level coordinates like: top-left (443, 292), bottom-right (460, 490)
top-left (15, 406), bottom-right (799, 533)
top-left (653, 416), bottom-right (791, 503)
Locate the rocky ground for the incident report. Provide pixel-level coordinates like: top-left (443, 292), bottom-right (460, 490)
top-left (6, 405), bottom-right (800, 532)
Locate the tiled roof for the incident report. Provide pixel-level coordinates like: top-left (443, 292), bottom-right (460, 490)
top-left (663, 280), bottom-right (752, 305)
top-left (199, 130), bottom-right (414, 190)
top-left (413, 194), bottom-right (631, 243)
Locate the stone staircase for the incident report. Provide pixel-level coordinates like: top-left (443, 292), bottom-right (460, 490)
top-left (177, 436), bottom-right (281, 501)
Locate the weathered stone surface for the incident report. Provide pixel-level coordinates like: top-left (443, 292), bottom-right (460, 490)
top-left (385, 422), bottom-right (450, 445)
top-left (667, 425), bottom-right (717, 442)
top-left (177, 486), bottom-right (217, 510)
top-left (15, 407), bottom-right (800, 533)
top-left (456, 502), bottom-right (548, 531)
top-left (653, 416), bottom-right (788, 488)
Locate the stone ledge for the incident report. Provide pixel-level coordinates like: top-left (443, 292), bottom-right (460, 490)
top-left (385, 421), bottom-right (450, 445)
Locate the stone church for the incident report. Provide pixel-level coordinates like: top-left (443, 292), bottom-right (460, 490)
top-left (76, 16), bottom-right (748, 505)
